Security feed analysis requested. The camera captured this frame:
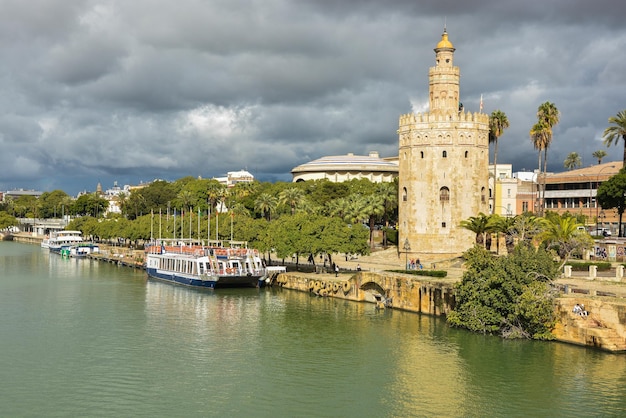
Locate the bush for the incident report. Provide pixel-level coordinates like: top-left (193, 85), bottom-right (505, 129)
top-left (389, 269), bottom-right (447, 278)
top-left (567, 261), bottom-right (611, 271)
top-left (447, 245), bottom-right (559, 340)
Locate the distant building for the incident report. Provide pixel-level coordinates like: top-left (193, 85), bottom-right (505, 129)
top-left (543, 162), bottom-right (623, 231)
top-left (214, 170), bottom-right (255, 188)
top-left (103, 181), bottom-right (131, 215)
top-left (2, 189), bottom-right (44, 201)
top-left (291, 151), bottom-right (398, 183)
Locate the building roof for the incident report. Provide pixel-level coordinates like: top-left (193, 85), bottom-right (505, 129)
top-left (545, 161), bottom-right (623, 184)
top-left (291, 152), bottom-right (399, 175)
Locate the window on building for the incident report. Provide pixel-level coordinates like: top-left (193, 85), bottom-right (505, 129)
top-left (522, 201), bottom-right (528, 212)
top-left (465, 151), bottom-right (468, 158)
top-left (442, 151), bottom-right (447, 158)
top-left (420, 151), bottom-right (424, 159)
top-left (481, 187), bottom-right (486, 203)
top-left (402, 187), bottom-right (407, 202)
top-left (442, 222), bottom-right (447, 228)
top-left (440, 187), bottom-right (450, 202)
top-left (507, 189), bottom-right (511, 197)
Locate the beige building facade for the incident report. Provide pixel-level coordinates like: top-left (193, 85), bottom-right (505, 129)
top-left (398, 30), bottom-right (490, 256)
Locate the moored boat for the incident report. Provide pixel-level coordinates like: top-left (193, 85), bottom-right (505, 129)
top-left (145, 240), bottom-right (267, 289)
top-left (68, 243), bottom-right (100, 258)
top-left (47, 231), bottom-right (84, 254)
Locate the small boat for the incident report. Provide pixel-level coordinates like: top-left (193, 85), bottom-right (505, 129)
top-left (47, 231), bottom-right (85, 254)
top-left (68, 243), bottom-right (100, 258)
top-left (145, 240), bottom-right (267, 289)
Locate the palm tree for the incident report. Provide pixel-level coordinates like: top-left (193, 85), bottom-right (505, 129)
top-left (489, 110), bottom-right (510, 213)
top-left (459, 213), bottom-right (490, 247)
top-left (278, 187), bottom-right (305, 215)
top-left (602, 110), bottom-right (626, 165)
top-left (530, 120), bottom-right (549, 215)
top-left (362, 194), bottom-right (385, 249)
top-left (538, 216), bottom-right (593, 269)
top-left (487, 214), bottom-right (517, 254)
top-left (254, 193), bottom-right (278, 221)
top-left (592, 149), bottom-right (607, 165)
top-left (532, 101), bottom-right (560, 215)
top-left (207, 182), bottom-right (227, 214)
top-left (563, 152), bottom-right (582, 170)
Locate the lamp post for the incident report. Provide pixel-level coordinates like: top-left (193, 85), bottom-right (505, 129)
top-left (596, 165), bottom-right (617, 225)
top-left (403, 238), bottom-right (411, 270)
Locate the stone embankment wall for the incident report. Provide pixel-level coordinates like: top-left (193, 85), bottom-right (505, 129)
top-left (276, 271), bottom-right (456, 315)
top-left (277, 271), bottom-right (626, 352)
top-left (553, 297), bottom-right (626, 352)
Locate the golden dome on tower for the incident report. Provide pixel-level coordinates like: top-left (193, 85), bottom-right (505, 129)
top-left (436, 30), bottom-right (454, 49)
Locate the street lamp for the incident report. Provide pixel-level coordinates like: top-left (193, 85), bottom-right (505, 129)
top-left (596, 165), bottom-right (617, 225)
top-left (403, 238), bottom-right (411, 270)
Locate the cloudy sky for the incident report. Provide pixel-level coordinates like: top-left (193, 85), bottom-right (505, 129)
top-left (1, 0), bottom-right (625, 195)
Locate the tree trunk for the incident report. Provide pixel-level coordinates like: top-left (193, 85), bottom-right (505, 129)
top-left (537, 151), bottom-right (542, 215)
top-left (541, 146), bottom-right (548, 216)
top-left (493, 139), bottom-right (498, 214)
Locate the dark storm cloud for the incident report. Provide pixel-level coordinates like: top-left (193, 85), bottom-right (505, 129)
top-left (0, 0), bottom-right (625, 195)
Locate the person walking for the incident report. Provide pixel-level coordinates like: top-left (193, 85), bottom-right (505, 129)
top-left (335, 264), bottom-right (339, 277)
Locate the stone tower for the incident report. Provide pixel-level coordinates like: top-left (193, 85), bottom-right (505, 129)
top-left (398, 29), bottom-right (490, 258)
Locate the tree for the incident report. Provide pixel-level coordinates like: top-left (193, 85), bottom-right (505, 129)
top-left (362, 194), bottom-right (385, 249)
top-left (0, 211), bottom-right (18, 230)
top-left (592, 149), bottom-right (607, 165)
top-left (529, 103), bottom-right (560, 215)
top-left (447, 245), bottom-right (559, 340)
top-left (459, 213), bottom-right (490, 247)
top-left (538, 215), bottom-right (594, 269)
top-left (489, 110), bottom-right (510, 213)
top-left (254, 193), bottom-right (278, 221)
top-left (487, 214), bottom-right (516, 254)
top-left (563, 152), bottom-right (582, 170)
top-left (596, 169), bottom-right (626, 237)
top-left (602, 110), bottom-right (626, 166)
top-left (278, 187), bottom-right (306, 215)
top-left (530, 120), bottom-right (549, 215)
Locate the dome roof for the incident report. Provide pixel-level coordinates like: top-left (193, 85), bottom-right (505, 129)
top-left (436, 30), bottom-right (454, 50)
top-left (291, 152), bottom-right (398, 174)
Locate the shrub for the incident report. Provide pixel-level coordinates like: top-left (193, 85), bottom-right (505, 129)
top-left (447, 245), bottom-right (559, 340)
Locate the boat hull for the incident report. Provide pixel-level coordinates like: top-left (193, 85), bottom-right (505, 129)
top-left (146, 268), bottom-right (262, 289)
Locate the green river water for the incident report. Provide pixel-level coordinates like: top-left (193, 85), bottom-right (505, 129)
top-left (1, 241), bottom-right (626, 417)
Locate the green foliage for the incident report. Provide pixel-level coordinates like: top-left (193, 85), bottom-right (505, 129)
top-left (597, 169), bottom-right (626, 235)
top-left (538, 214), bottom-right (594, 268)
top-left (389, 269), bottom-right (447, 278)
top-left (71, 194), bottom-right (108, 218)
top-left (0, 211), bottom-right (18, 229)
top-left (567, 261), bottom-right (612, 271)
top-left (447, 245), bottom-right (559, 340)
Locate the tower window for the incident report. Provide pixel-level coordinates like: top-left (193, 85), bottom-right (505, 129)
top-left (442, 150), bottom-right (447, 158)
top-left (420, 151), bottom-right (424, 159)
top-left (402, 187), bottom-right (407, 202)
top-left (481, 187), bottom-right (486, 203)
top-left (442, 222), bottom-right (447, 228)
top-left (465, 151), bottom-right (468, 158)
top-left (440, 187), bottom-right (450, 202)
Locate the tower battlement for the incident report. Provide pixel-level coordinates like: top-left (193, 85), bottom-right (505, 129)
top-left (399, 111), bottom-right (490, 126)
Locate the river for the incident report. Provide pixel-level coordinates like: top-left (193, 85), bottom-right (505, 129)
top-left (1, 241), bottom-right (626, 417)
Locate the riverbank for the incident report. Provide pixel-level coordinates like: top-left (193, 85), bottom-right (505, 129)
top-left (13, 233), bottom-right (626, 351)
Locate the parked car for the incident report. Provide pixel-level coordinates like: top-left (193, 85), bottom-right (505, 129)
top-left (590, 228), bottom-right (612, 237)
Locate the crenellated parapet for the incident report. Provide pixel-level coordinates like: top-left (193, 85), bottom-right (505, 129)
top-left (399, 110), bottom-right (490, 126)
